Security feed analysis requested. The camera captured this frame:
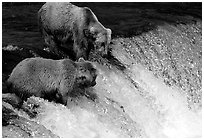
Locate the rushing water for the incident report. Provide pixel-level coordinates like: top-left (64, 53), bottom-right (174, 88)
top-left (12, 35), bottom-right (201, 137)
top-left (2, 3), bottom-right (202, 138)
top-left (12, 53), bottom-right (201, 137)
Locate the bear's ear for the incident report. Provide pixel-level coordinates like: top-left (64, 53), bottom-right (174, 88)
top-left (83, 29), bottom-right (90, 37)
top-left (107, 28), bottom-right (112, 35)
top-left (78, 57), bottom-right (85, 62)
top-left (106, 28), bottom-right (112, 43)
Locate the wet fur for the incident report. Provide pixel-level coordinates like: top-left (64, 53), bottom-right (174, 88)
top-left (38, 2), bottom-right (111, 60)
top-left (7, 57), bottom-right (97, 105)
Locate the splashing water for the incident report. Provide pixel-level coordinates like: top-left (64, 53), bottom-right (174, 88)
top-left (3, 4), bottom-right (201, 137)
top-left (94, 59), bottom-right (201, 137)
top-left (14, 54), bottom-right (201, 137)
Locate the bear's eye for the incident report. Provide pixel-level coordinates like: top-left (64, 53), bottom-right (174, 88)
top-left (101, 42), bottom-right (105, 47)
top-left (90, 36), bottom-right (96, 41)
top-left (81, 76), bottom-right (86, 80)
top-left (90, 68), bottom-right (96, 72)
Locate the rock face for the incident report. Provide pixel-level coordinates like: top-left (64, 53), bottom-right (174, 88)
top-left (2, 99), bottom-right (59, 138)
top-left (2, 2), bottom-right (202, 138)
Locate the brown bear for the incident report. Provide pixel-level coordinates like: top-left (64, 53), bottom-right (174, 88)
top-left (6, 57), bottom-right (97, 106)
top-left (38, 2), bottom-right (112, 60)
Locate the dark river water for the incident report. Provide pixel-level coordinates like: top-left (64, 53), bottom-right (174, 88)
top-left (2, 2), bottom-right (202, 138)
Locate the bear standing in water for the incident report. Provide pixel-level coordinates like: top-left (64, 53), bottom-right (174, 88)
top-left (38, 2), bottom-right (112, 60)
top-left (7, 57), bottom-right (97, 106)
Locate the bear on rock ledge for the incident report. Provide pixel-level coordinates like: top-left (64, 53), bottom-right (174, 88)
top-left (38, 2), bottom-right (112, 60)
top-left (7, 57), bottom-right (98, 106)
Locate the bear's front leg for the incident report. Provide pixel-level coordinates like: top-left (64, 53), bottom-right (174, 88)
top-left (73, 43), bottom-right (88, 60)
top-left (59, 78), bottom-right (74, 105)
top-left (61, 94), bottom-right (69, 106)
top-left (43, 33), bottom-right (65, 58)
top-left (44, 35), bottom-right (58, 54)
top-left (56, 91), bottom-right (69, 105)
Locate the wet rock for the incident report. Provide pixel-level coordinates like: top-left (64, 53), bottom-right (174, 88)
top-left (2, 101), bottom-right (59, 138)
top-left (8, 117), bottom-right (59, 138)
top-left (2, 125), bottom-right (31, 138)
top-left (2, 101), bottom-right (19, 126)
top-left (2, 93), bottom-right (22, 109)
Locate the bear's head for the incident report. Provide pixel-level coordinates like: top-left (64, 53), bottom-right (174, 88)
top-left (95, 28), bottom-right (112, 56)
top-left (75, 57), bottom-right (98, 88)
top-left (84, 27), bottom-right (112, 57)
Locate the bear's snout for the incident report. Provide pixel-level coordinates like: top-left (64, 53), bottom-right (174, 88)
top-left (91, 73), bottom-right (97, 86)
top-left (93, 74), bottom-right (97, 81)
top-left (96, 42), bottom-right (108, 57)
top-left (90, 80), bottom-right (97, 86)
